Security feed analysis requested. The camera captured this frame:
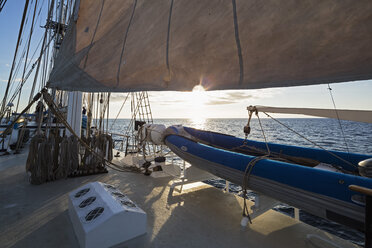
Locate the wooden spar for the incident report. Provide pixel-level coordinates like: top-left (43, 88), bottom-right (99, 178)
top-left (249, 106), bottom-right (372, 124)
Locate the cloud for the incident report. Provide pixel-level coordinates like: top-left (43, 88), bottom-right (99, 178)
top-left (157, 100), bottom-right (185, 106)
top-left (5, 64), bottom-right (9, 67)
top-left (115, 88), bottom-right (283, 107)
top-left (205, 100), bottom-right (235, 105)
top-left (110, 93), bottom-right (130, 102)
top-left (203, 89), bottom-right (281, 105)
top-left (204, 91), bottom-right (252, 105)
top-left (225, 91), bottom-right (254, 99)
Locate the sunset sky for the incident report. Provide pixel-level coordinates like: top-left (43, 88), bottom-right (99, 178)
top-left (1, 1), bottom-right (371, 119)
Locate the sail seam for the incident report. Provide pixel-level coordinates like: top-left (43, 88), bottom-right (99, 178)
top-left (166, 0), bottom-right (174, 74)
top-left (116, 0), bottom-right (138, 88)
top-left (82, 0), bottom-right (106, 69)
top-left (231, 0), bottom-right (244, 85)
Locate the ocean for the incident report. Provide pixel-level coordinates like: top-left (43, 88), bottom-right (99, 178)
top-left (109, 118), bottom-right (372, 246)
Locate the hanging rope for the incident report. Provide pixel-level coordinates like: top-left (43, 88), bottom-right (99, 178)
top-left (26, 133), bottom-right (48, 184)
top-left (241, 155), bottom-right (270, 224)
top-left (241, 108), bottom-right (271, 223)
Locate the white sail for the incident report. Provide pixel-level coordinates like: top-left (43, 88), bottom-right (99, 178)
top-left (49, 0), bottom-right (372, 92)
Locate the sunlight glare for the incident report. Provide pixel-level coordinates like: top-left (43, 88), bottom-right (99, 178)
top-left (192, 85), bottom-right (205, 92)
top-left (187, 85), bottom-right (207, 128)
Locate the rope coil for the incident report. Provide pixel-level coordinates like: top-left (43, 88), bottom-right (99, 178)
top-left (24, 89), bottom-right (141, 185)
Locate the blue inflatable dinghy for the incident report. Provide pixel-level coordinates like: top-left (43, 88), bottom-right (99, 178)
top-left (164, 125), bottom-right (372, 231)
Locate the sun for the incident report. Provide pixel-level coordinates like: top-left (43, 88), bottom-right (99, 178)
top-left (192, 85), bottom-right (205, 92)
top-left (187, 85), bottom-right (207, 128)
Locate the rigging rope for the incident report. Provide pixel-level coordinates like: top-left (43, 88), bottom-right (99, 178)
top-left (0, 91), bottom-right (42, 139)
top-left (15, 0), bottom-right (39, 115)
top-left (0, 0), bottom-right (7, 12)
top-left (8, 0), bottom-right (45, 95)
top-left (105, 94), bottom-right (109, 133)
top-left (241, 110), bottom-right (272, 223)
top-left (261, 111), bottom-right (357, 170)
top-left (29, 0), bottom-right (55, 103)
top-left (0, 0), bottom-right (30, 119)
top-left (327, 84), bottom-right (350, 154)
top-left (11, 32), bottom-right (56, 151)
top-left (110, 93), bottom-right (130, 130)
top-left (256, 112), bottom-right (270, 155)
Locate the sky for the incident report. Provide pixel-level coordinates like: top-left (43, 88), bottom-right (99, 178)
top-left (0, 1), bottom-right (371, 119)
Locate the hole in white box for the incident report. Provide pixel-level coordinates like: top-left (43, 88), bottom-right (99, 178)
top-left (75, 188), bottom-right (90, 198)
top-left (111, 192), bottom-right (126, 198)
top-left (121, 201), bottom-right (136, 208)
top-left (79, 197), bottom-right (96, 208)
top-left (85, 207), bottom-right (104, 221)
top-left (104, 184), bottom-right (116, 190)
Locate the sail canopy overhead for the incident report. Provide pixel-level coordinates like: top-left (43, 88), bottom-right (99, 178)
top-left (48, 0), bottom-right (372, 92)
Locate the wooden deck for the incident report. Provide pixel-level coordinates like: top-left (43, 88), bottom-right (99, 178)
top-left (0, 149), bottom-right (359, 248)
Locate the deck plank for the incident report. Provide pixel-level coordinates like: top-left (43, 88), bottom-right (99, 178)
top-left (0, 150), bottom-right (359, 248)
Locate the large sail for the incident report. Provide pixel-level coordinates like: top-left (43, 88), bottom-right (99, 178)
top-left (48, 0), bottom-right (372, 92)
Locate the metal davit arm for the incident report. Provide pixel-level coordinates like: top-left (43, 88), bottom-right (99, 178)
top-left (349, 185), bottom-right (372, 248)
